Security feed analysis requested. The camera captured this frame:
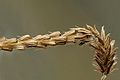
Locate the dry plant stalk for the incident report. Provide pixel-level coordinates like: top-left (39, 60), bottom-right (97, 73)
top-left (0, 25), bottom-right (118, 80)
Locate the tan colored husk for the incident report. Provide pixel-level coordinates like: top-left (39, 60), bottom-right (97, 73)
top-left (87, 25), bottom-right (118, 80)
top-left (0, 25), bottom-right (118, 80)
top-left (0, 25), bottom-right (94, 51)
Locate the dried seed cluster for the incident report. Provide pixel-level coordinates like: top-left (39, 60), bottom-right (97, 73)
top-left (88, 26), bottom-right (118, 80)
top-left (0, 25), bottom-right (94, 51)
top-left (0, 25), bottom-right (117, 80)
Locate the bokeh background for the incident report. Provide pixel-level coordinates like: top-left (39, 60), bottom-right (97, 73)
top-left (0, 0), bottom-right (120, 80)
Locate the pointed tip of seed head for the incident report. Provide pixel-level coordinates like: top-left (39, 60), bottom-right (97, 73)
top-left (86, 24), bottom-right (94, 31)
top-left (110, 40), bottom-right (115, 47)
top-left (101, 26), bottom-right (106, 40)
top-left (75, 25), bottom-right (79, 27)
top-left (101, 26), bottom-right (105, 34)
top-left (86, 24), bottom-right (91, 28)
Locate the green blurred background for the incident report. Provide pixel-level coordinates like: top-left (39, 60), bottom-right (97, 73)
top-left (0, 0), bottom-right (119, 80)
